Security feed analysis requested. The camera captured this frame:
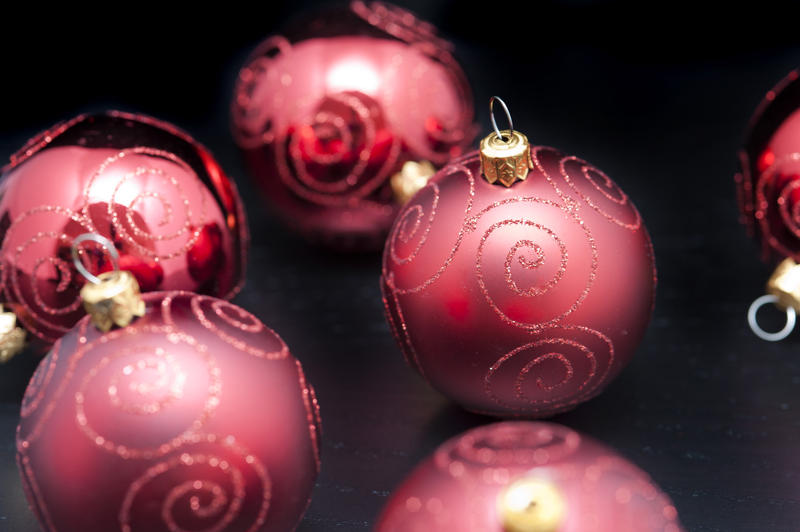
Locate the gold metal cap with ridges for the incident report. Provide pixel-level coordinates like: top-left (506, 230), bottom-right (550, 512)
top-left (0, 305), bottom-right (26, 363)
top-left (480, 96), bottom-right (533, 187)
top-left (72, 233), bottom-right (145, 333)
top-left (497, 477), bottom-right (566, 532)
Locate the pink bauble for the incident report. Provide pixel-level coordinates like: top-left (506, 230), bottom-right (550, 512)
top-left (0, 111), bottom-right (248, 350)
top-left (375, 422), bottom-right (682, 532)
top-left (381, 148), bottom-right (656, 417)
top-left (16, 292), bottom-right (321, 532)
top-left (232, 0), bottom-right (476, 249)
top-left (736, 69), bottom-right (800, 261)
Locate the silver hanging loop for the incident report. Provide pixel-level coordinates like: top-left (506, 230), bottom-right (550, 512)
top-left (489, 96), bottom-right (513, 142)
top-left (748, 294), bottom-right (796, 342)
top-left (71, 233), bottom-right (119, 285)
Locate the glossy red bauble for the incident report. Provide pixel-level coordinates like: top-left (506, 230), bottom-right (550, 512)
top-left (382, 148), bottom-right (656, 417)
top-left (0, 112), bottom-right (248, 349)
top-left (232, 1), bottom-right (475, 249)
top-left (736, 70), bottom-right (800, 261)
top-left (375, 422), bottom-right (682, 532)
top-left (17, 292), bottom-right (321, 532)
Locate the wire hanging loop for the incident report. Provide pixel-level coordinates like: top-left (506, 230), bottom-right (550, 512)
top-left (748, 294), bottom-right (797, 342)
top-left (71, 233), bottom-right (120, 285)
top-left (489, 96), bottom-right (514, 142)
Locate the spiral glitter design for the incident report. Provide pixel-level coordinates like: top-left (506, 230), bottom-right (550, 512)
top-left (474, 198), bottom-right (598, 331)
top-left (0, 206), bottom-right (93, 343)
top-left (119, 435), bottom-right (271, 532)
top-left (81, 147), bottom-right (207, 261)
top-left (232, 36), bottom-right (293, 150)
top-left (20, 339), bottom-right (61, 418)
top-left (389, 182), bottom-right (440, 265)
top-left (162, 293), bottom-right (287, 360)
top-left (276, 91), bottom-right (402, 207)
top-left (532, 147), bottom-right (642, 230)
top-left (74, 338), bottom-right (221, 460)
top-left (754, 152), bottom-right (800, 259)
top-left (385, 154), bottom-right (478, 293)
top-left (434, 422), bottom-right (581, 481)
top-left (483, 326), bottom-right (615, 413)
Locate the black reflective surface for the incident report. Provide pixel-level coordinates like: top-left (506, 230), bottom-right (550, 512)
top-left (0, 2), bottom-right (799, 531)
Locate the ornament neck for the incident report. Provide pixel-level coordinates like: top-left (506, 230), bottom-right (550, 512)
top-left (480, 97), bottom-right (533, 187)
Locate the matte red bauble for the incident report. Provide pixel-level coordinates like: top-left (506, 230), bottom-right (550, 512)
top-left (17, 291), bottom-right (321, 532)
top-left (232, 0), bottom-right (475, 249)
top-left (736, 69), bottom-right (800, 261)
top-left (381, 122), bottom-right (656, 417)
top-left (0, 112), bottom-right (248, 349)
top-left (375, 422), bottom-right (682, 532)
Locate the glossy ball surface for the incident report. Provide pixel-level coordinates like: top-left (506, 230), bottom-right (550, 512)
top-left (381, 148), bottom-right (656, 417)
top-left (375, 422), bottom-right (683, 532)
top-left (16, 292), bottom-right (320, 532)
top-left (736, 69), bottom-right (800, 261)
top-left (0, 112), bottom-right (248, 349)
top-left (232, 1), bottom-right (475, 249)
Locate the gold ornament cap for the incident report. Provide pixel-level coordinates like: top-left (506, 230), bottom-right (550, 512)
top-left (391, 160), bottom-right (436, 205)
top-left (480, 96), bottom-right (533, 187)
top-left (0, 305), bottom-right (26, 363)
top-left (766, 257), bottom-right (800, 310)
top-left (497, 477), bottom-right (566, 532)
top-left (72, 234), bottom-right (145, 333)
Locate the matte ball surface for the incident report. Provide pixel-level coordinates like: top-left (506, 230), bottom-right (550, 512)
top-left (381, 148), bottom-right (656, 417)
top-left (375, 422), bottom-right (682, 532)
top-left (232, 1), bottom-right (475, 249)
top-left (0, 111), bottom-right (248, 350)
top-left (16, 292), bottom-right (321, 532)
top-left (736, 69), bottom-right (800, 261)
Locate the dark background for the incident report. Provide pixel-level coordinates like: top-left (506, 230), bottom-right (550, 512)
top-left (0, 1), bottom-right (799, 531)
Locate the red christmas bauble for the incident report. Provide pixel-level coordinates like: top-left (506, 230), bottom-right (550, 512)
top-left (17, 291), bottom-right (321, 532)
top-left (381, 147), bottom-right (656, 417)
top-left (231, 0), bottom-right (476, 249)
top-left (0, 112), bottom-right (248, 349)
top-left (376, 422), bottom-right (682, 532)
top-left (736, 69), bottom-right (800, 261)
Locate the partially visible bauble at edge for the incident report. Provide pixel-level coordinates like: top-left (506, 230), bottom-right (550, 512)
top-left (375, 421), bottom-right (682, 532)
top-left (735, 69), bottom-right (800, 262)
top-left (0, 111), bottom-right (248, 351)
top-left (232, 0), bottom-right (476, 250)
top-left (381, 145), bottom-right (656, 417)
top-left (17, 291), bottom-right (321, 532)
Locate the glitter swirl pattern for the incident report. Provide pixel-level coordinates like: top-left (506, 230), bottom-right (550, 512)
top-left (119, 435), bottom-right (271, 532)
top-left (230, 1), bottom-right (476, 246)
top-left (484, 326), bottom-right (615, 414)
top-left (0, 112), bottom-right (248, 349)
top-left (533, 147), bottom-right (642, 230)
top-left (16, 291), bottom-right (320, 532)
top-left (74, 339), bottom-right (221, 460)
top-left (434, 422), bottom-right (581, 480)
top-left (752, 152), bottom-right (800, 260)
top-left (81, 147), bottom-right (207, 261)
top-left (381, 146), bottom-right (655, 416)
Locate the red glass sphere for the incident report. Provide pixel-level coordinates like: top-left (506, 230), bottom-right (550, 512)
top-left (17, 291), bottom-right (321, 532)
top-left (381, 148), bottom-right (656, 417)
top-left (0, 112), bottom-right (248, 349)
top-left (376, 422), bottom-right (683, 532)
top-left (232, 0), bottom-right (475, 249)
top-left (736, 69), bottom-right (800, 261)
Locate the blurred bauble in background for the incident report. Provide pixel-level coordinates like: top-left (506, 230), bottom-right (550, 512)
top-left (381, 123), bottom-right (656, 417)
top-left (232, 0), bottom-right (476, 250)
top-left (17, 291), bottom-right (321, 532)
top-left (375, 421), bottom-right (682, 532)
top-left (736, 69), bottom-right (800, 262)
top-left (0, 112), bottom-right (248, 351)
